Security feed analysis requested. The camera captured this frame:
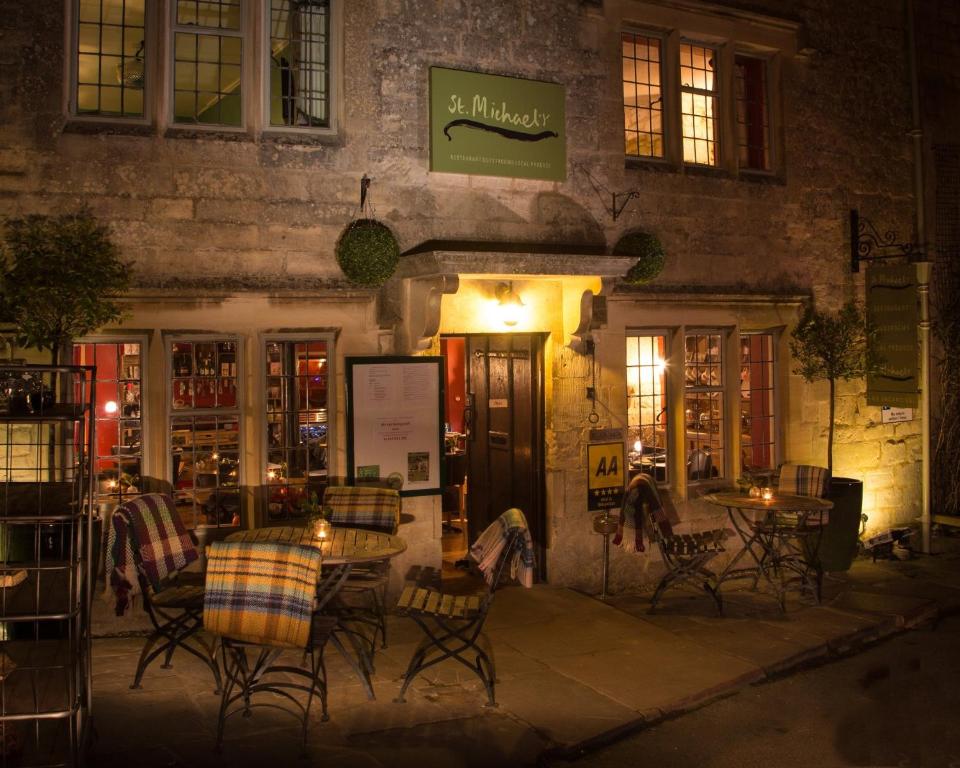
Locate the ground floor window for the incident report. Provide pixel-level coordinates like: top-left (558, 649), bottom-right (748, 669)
top-left (684, 331), bottom-right (725, 481)
top-left (264, 338), bottom-right (330, 522)
top-left (169, 338), bottom-right (240, 529)
top-left (740, 332), bottom-right (776, 471)
top-left (73, 340), bottom-right (143, 509)
top-left (626, 333), bottom-right (669, 484)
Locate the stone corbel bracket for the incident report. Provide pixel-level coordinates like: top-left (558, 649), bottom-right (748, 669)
top-left (570, 276), bottom-right (616, 354)
top-left (382, 274), bottom-right (460, 355)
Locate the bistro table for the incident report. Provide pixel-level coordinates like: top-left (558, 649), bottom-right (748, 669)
top-left (705, 491), bottom-right (833, 611)
top-left (225, 525), bottom-right (407, 699)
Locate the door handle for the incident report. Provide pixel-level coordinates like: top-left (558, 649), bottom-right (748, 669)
top-left (463, 393), bottom-right (475, 439)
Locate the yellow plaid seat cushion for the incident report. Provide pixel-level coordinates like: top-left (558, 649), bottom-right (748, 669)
top-left (778, 464), bottom-right (831, 498)
top-left (323, 486), bottom-right (400, 534)
top-left (203, 541), bottom-right (321, 649)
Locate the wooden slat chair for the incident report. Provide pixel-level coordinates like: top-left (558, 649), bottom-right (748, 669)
top-left (621, 474), bottom-right (728, 614)
top-left (204, 540), bottom-right (338, 754)
top-left (104, 493), bottom-right (221, 693)
top-left (394, 508), bottom-right (534, 707)
top-left (322, 486), bottom-right (401, 654)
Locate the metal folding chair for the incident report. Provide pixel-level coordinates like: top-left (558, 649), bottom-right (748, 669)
top-left (623, 474), bottom-right (728, 614)
top-left (204, 540), bottom-right (338, 754)
top-left (394, 508), bottom-right (533, 707)
top-left (105, 493), bottom-right (221, 692)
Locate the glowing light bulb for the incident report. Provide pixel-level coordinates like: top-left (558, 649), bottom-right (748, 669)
top-left (633, 440), bottom-right (642, 453)
top-left (104, 400), bottom-right (118, 414)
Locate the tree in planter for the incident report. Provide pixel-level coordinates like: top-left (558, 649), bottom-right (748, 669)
top-left (789, 300), bottom-right (873, 472)
top-left (0, 211), bottom-right (130, 365)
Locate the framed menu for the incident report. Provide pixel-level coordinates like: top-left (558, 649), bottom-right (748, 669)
top-left (345, 356), bottom-right (445, 496)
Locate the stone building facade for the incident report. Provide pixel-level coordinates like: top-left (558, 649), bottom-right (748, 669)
top-left (0, 0), bottom-right (940, 597)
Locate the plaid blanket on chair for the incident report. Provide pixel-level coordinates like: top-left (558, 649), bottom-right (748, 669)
top-left (203, 541), bottom-right (322, 649)
top-left (470, 508), bottom-right (536, 588)
top-left (105, 494), bottom-right (199, 616)
top-left (614, 473), bottom-right (680, 552)
top-left (778, 464), bottom-right (831, 498)
top-left (323, 486), bottom-right (400, 533)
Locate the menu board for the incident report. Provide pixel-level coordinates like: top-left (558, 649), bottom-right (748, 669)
top-left (346, 357), bottom-right (444, 496)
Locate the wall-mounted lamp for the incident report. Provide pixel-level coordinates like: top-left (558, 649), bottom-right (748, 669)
top-left (495, 282), bottom-right (525, 327)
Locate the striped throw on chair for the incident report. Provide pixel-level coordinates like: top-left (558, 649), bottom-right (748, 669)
top-left (323, 486), bottom-right (400, 533)
top-left (778, 464), bottom-right (831, 498)
top-left (105, 493), bottom-right (199, 615)
top-left (203, 541), bottom-right (321, 649)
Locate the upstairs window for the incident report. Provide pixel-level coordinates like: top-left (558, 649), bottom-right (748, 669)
top-left (622, 31), bottom-right (664, 160)
top-left (268, 0), bottom-right (330, 128)
top-left (621, 26), bottom-right (780, 175)
top-left (73, 0), bottom-right (146, 118)
top-left (735, 54), bottom-right (770, 171)
top-left (679, 42), bottom-right (718, 166)
top-left (172, 0), bottom-right (243, 126)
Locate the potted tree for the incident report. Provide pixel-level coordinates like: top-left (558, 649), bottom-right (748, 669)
top-left (789, 300), bottom-right (873, 571)
top-left (0, 210), bottom-right (130, 367)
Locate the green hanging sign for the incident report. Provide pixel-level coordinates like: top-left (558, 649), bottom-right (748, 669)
top-left (866, 263), bottom-right (920, 408)
top-left (429, 67), bottom-right (566, 182)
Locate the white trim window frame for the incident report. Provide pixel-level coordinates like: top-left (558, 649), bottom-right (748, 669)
top-left (683, 329), bottom-right (726, 483)
top-left (67, 0), bottom-right (153, 123)
top-left (170, 0), bottom-right (246, 129)
top-left (263, 0), bottom-right (339, 136)
top-left (739, 331), bottom-right (778, 472)
top-left (73, 334), bottom-right (149, 511)
top-left (261, 332), bottom-right (335, 524)
top-left (679, 39), bottom-right (719, 167)
top-left (626, 330), bottom-right (672, 486)
top-left (622, 28), bottom-right (667, 162)
top-left (166, 334), bottom-right (243, 529)
top-left (733, 50), bottom-right (774, 173)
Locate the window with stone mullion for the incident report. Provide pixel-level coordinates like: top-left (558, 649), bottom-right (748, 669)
top-left (171, 0), bottom-right (243, 126)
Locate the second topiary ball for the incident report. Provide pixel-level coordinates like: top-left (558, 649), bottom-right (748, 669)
top-left (613, 230), bottom-right (666, 285)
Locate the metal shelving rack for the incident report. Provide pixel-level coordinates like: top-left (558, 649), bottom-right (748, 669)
top-left (0, 365), bottom-right (94, 767)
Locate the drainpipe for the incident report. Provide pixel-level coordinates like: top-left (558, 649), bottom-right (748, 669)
top-left (906, 0), bottom-right (931, 553)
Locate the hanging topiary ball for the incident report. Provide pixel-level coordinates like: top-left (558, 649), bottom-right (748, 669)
top-left (335, 219), bottom-right (400, 287)
top-left (613, 230), bottom-right (666, 285)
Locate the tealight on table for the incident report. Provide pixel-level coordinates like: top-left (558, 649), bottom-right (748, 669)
top-left (705, 491), bottom-right (833, 611)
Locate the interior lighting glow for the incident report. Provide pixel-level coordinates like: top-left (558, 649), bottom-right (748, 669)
top-left (104, 400), bottom-right (118, 414)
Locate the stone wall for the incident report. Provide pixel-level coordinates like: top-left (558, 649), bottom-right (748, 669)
top-left (0, 0), bottom-right (936, 591)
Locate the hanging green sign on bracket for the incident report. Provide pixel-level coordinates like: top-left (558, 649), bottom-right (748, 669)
top-left (429, 67), bottom-right (566, 182)
top-left (866, 263), bottom-right (920, 408)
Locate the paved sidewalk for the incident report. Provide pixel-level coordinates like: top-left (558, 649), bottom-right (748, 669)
top-left (89, 544), bottom-right (960, 768)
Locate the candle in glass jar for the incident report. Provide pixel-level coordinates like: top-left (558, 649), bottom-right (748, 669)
top-left (761, 488), bottom-right (773, 501)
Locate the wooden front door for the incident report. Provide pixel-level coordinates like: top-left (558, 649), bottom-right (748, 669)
top-left (465, 334), bottom-right (545, 580)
